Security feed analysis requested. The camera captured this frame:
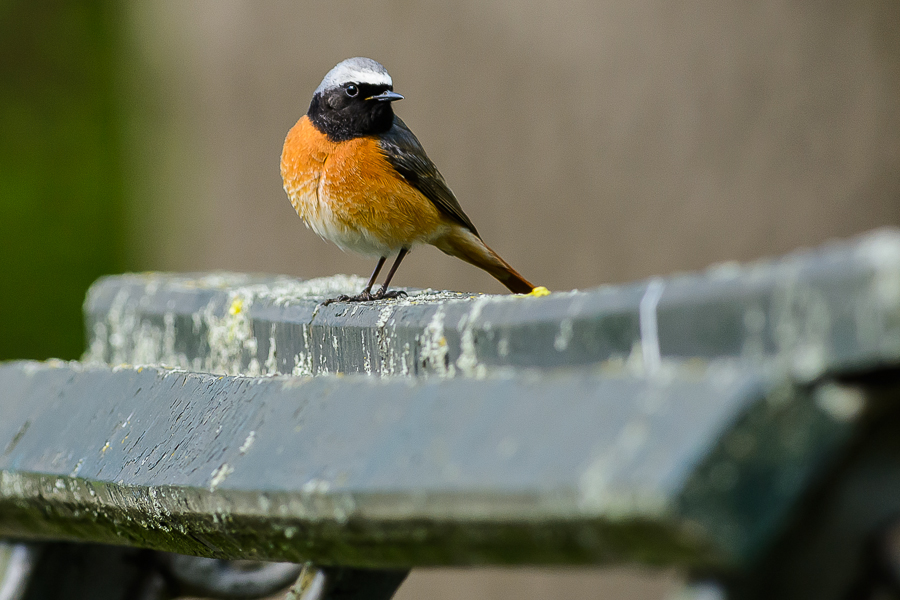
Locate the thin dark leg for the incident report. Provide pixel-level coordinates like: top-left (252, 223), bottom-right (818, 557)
top-left (321, 257), bottom-right (387, 306)
top-left (372, 248), bottom-right (409, 300)
top-left (363, 257), bottom-right (387, 294)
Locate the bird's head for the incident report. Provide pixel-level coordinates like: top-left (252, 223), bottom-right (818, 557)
top-left (307, 57), bottom-right (403, 141)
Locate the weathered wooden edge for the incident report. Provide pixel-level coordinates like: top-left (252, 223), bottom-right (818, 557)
top-left (0, 361), bottom-right (866, 568)
top-left (82, 229), bottom-right (900, 382)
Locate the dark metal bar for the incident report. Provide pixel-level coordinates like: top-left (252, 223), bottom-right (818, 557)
top-left (5, 543), bottom-right (165, 600)
top-left (161, 554), bottom-right (302, 598)
top-left (719, 379), bottom-right (900, 600)
top-left (0, 542), bottom-right (303, 600)
top-left (0, 542), bottom-right (38, 600)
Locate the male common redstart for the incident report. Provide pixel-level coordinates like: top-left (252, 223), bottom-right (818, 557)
top-left (281, 57), bottom-right (535, 304)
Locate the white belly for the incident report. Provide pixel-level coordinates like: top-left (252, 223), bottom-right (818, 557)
top-left (297, 188), bottom-right (403, 258)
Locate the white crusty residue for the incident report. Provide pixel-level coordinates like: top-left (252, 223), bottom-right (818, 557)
top-left (420, 306), bottom-right (455, 377)
top-left (456, 296), bottom-right (491, 378)
top-left (638, 278), bottom-right (665, 375)
top-left (209, 463), bottom-right (234, 492)
top-left (239, 431), bottom-right (256, 454)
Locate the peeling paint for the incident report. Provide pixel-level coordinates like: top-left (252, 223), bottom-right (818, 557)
top-left (554, 319), bottom-right (574, 352)
top-left (209, 463), bottom-right (234, 492)
top-left (239, 431), bottom-right (256, 455)
top-left (497, 335), bottom-right (510, 358)
top-left (770, 282), bottom-right (831, 382)
top-left (420, 306), bottom-right (455, 378)
top-left (264, 331), bottom-right (278, 375)
top-left (456, 297), bottom-right (491, 379)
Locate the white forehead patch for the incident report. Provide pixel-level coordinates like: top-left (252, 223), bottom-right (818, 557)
top-left (315, 57), bottom-right (393, 95)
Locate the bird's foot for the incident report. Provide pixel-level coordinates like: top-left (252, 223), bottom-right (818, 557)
top-left (321, 289), bottom-right (408, 306)
top-left (371, 288), bottom-right (407, 301)
top-left (320, 291), bottom-right (375, 306)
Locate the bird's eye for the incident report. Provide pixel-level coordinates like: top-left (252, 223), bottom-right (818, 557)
top-left (346, 84), bottom-right (359, 97)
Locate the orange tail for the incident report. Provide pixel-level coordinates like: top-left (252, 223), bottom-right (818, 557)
top-left (434, 227), bottom-right (535, 294)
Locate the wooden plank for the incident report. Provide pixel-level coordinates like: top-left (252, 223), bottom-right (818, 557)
top-left (82, 229), bottom-right (900, 381)
top-left (0, 361), bottom-right (861, 568)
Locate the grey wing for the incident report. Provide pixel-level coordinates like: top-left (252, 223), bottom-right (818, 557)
top-left (378, 116), bottom-right (479, 236)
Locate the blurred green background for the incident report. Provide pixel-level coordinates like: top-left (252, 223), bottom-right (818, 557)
top-left (0, 0), bottom-right (124, 360)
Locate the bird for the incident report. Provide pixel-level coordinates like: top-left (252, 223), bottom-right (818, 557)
top-left (281, 57), bottom-right (536, 304)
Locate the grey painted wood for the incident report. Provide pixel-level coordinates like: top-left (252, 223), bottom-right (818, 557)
top-left (82, 229), bottom-right (900, 382)
top-left (0, 361), bottom-right (863, 568)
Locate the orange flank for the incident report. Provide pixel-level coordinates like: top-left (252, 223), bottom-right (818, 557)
top-left (281, 116), bottom-right (445, 256)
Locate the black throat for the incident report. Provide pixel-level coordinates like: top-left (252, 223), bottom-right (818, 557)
top-left (307, 84), bottom-right (396, 142)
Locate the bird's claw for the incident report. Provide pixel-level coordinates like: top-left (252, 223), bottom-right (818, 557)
top-left (320, 289), bottom-right (406, 306)
top-left (321, 291), bottom-right (372, 306)
top-left (371, 289), bottom-right (407, 300)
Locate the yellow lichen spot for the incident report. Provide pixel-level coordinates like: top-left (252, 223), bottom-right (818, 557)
top-left (528, 286), bottom-right (551, 297)
top-left (229, 298), bottom-right (244, 315)
top-left (137, 367), bottom-right (143, 373)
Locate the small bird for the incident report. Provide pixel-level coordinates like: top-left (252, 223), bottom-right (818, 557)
top-left (281, 57), bottom-right (535, 304)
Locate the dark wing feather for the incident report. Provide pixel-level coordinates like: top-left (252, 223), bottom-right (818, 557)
top-left (378, 116), bottom-right (479, 236)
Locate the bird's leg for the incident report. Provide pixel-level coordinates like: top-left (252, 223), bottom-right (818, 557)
top-left (371, 248), bottom-right (409, 300)
top-left (360, 257), bottom-right (387, 296)
top-left (321, 257), bottom-right (386, 305)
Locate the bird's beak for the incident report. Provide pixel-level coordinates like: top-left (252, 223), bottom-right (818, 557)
top-left (366, 90), bottom-right (404, 102)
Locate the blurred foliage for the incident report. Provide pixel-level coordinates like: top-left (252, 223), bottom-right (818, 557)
top-left (0, 0), bottom-right (125, 360)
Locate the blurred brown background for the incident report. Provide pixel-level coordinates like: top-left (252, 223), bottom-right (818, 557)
top-left (2, 0), bottom-right (899, 598)
top-left (122, 1), bottom-right (900, 294)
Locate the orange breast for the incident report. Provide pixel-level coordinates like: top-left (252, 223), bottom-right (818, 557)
top-left (281, 116), bottom-right (445, 256)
